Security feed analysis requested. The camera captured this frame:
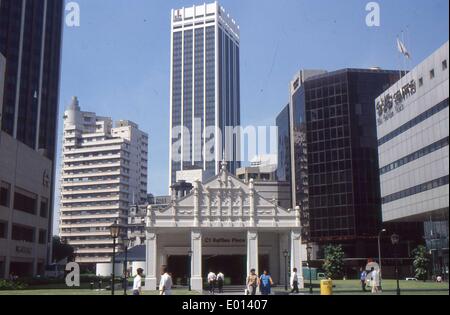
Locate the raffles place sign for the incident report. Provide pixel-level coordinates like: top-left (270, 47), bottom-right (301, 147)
top-left (377, 79), bottom-right (417, 125)
top-left (203, 237), bottom-right (245, 246)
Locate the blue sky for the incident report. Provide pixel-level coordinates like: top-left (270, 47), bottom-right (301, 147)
top-left (54, 0), bottom-right (449, 233)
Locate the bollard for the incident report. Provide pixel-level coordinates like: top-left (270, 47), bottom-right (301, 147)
top-left (320, 279), bottom-right (333, 295)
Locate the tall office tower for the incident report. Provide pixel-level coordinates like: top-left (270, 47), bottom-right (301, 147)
top-left (376, 41), bottom-right (449, 275)
top-left (290, 69), bottom-right (412, 261)
top-left (0, 0), bottom-right (63, 158)
top-left (0, 0), bottom-right (63, 278)
top-left (169, 2), bottom-right (241, 186)
top-left (59, 98), bottom-right (148, 266)
top-left (276, 104), bottom-right (291, 184)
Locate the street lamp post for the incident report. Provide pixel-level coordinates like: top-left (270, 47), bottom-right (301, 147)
top-left (391, 233), bottom-right (401, 296)
top-left (188, 250), bottom-right (193, 291)
top-left (110, 221), bottom-right (121, 296)
top-left (306, 245), bottom-right (313, 295)
top-left (283, 250), bottom-right (289, 291)
top-left (123, 238), bottom-right (130, 295)
top-left (378, 228), bottom-right (386, 290)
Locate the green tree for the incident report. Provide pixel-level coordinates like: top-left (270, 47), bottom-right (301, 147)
top-left (52, 236), bottom-right (74, 263)
top-left (412, 245), bottom-right (430, 281)
top-left (322, 244), bottom-right (345, 279)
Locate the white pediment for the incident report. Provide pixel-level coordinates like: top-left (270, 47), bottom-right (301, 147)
top-left (147, 165), bottom-right (300, 229)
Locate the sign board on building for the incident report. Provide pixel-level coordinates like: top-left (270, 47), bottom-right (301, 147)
top-left (376, 79), bottom-right (417, 126)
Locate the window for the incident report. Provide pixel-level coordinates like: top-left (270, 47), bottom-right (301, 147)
top-left (443, 60), bottom-right (448, 71)
top-left (430, 69), bottom-right (435, 79)
top-left (0, 182), bottom-right (10, 207)
top-left (0, 221), bottom-right (7, 239)
top-left (419, 77), bottom-right (423, 87)
top-left (12, 225), bottom-right (34, 243)
top-left (40, 198), bottom-right (48, 218)
top-left (38, 230), bottom-right (47, 244)
top-left (13, 188), bottom-right (37, 215)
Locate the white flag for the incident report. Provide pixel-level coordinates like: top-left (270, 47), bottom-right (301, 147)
top-left (397, 38), bottom-right (411, 59)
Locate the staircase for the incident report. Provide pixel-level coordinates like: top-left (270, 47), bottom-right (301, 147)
top-left (204, 285), bottom-right (246, 295)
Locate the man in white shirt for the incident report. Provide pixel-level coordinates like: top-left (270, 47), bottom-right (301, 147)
top-left (159, 268), bottom-right (173, 295)
top-left (207, 271), bottom-right (217, 294)
top-left (217, 272), bottom-right (225, 293)
top-left (133, 268), bottom-right (144, 295)
top-left (290, 268), bottom-right (299, 294)
top-left (370, 267), bottom-right (380, 294)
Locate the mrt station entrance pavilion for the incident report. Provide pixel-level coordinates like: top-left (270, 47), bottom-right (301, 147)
top-left (144, 165), bottom-right (305, 291)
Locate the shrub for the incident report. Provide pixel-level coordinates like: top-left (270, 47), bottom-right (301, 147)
top-left (0, 279), bottom-right (28, 291)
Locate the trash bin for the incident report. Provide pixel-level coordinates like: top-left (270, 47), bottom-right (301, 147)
top-left (320, 279), bottom-right (333, 295)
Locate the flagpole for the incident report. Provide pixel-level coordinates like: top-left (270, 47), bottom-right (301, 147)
top-left (397, 34), bottom-right (402, 80)
top-left (402, 30), bottom-right (406, 77)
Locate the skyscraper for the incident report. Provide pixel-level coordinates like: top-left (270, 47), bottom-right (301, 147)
top-left (59, 98), bottom-right (148, 266)
top-left (0, 0), bottom-right (63, 158)
top-left (0, 0), bottom-right (63, 278)
top-left (169, 2), bottom-right (241, 186)
top-left (287, 69), bottom-right (424, 267)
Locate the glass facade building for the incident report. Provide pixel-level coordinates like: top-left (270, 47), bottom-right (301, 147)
top-left (169, 3), bottom-right (240, 186)
top-left (303, 70), bottom-right (399, 249)
top-left (287, 69), bottom-right (426, 260)
top-left (276, 104), bottom-right (290, 184)
top-left (0, 0), bottom-right (63, 160)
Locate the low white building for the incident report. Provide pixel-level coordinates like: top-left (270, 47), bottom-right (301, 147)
top-left (144, 162), bottom-right (305, 292)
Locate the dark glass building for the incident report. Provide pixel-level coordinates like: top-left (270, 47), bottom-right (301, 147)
top-left (0, 0), bottom-right (64, 273)
top-left (276, 104), bottom-right (290, 183)
top-left (303, 69), bottom-right (400, 257)
top-left (0, 0), bottom-right (63, 159)
top-left (288, 69), bottom-right (426, 262)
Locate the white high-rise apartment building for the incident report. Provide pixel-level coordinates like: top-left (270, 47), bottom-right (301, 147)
top-left (59, 97), bottom-right (148, 265)
top-left (169, 2), bottom-right (241, 187)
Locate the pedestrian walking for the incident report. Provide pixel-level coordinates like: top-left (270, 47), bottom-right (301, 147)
top-left (370, 267), bottom-right (380, 294)
top-left (360, 267), bottom-right (368, 292)
top-left (259, 270), bottom-right (273, 296)
top-left (207, 271), bottom-right (217, 294)
top-left (217, 272), bottom-right (225, 293)
top-left (132, 268), bottom-right (144, 296)
top-left (159, 267), bottom-right (173, 295)
top-left (246, 269), bottom-right (258, 295)
top-left (290, 268), bottom-right (299, 294)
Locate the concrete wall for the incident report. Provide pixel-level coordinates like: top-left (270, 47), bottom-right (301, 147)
top-left (0, 131), bottom-right (52, 278)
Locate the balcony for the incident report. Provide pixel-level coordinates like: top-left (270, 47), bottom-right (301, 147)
top-left (61, 187), bottom-right (121, 196)
top-left (65, 153), bottom-right (122, 163)
top-left (63, 162), bottom-right (122, 171)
